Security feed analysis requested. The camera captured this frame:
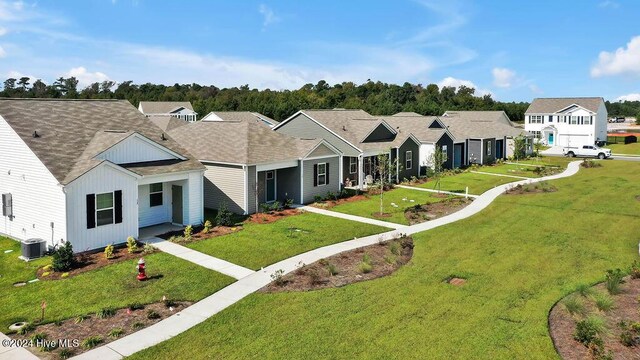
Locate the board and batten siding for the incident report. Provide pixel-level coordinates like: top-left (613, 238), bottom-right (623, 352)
top-left (203, 163), bottom-right (245, 214)
top-left (138, 182), bottom-right (171, 227)
top-left (0, 115), bottom-right (67, 247)
top-left (275, 114), bottom-right (360, 157)
top-left (436, 133), bottom-right (455, 169)
top-left (65, 164), bottom-right (139, 251)
top-left (186, 171), bottom-right (204, 225)
top-left (301, 156), bottom-right (340, 204)
top-left (397, 139), bottom-right (420, 180)
top-left (96, 135), bottom-right (176, 164)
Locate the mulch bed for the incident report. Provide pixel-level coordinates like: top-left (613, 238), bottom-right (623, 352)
top-left (549, 277), bottom-right (640, 359)
top-left (261, 236), bottom-right (414, 293)
top-left (505, 182), bottom-right (557, 195)
top-left (247, 208), bottom-right (302, 224)
top-left (8, 300), bottom-right (191, 359)
top-left (36, 246), bottom-right (156, 281)
top-left (404, 197), bottom-right (472, 225)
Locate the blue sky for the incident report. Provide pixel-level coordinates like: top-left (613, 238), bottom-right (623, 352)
top-left (1, 0), bottom-right (640, 102)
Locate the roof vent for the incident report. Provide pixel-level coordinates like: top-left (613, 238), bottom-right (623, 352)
top-left (32, 131), bottom-right (40, 138)
top-left (161, 133), bottom-right (167, 141)
top-left (342, 126), bottom-right (347, 131)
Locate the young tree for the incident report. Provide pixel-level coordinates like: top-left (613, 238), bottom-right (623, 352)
top-left (533, 140), bottom-right (544, 158)
top-left (510, 134), bottom-right (528, 162)
top-left (426, 146), bottom-right (448, 192)
top-left (373, 151), bottom-right (401, 216)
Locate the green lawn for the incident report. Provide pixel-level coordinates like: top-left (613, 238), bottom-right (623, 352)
top-left (187, 213), bottom-right (389, 270)
top-left (415, 172), bottom-right (518, 195)
top-left (607, 142), bottom-right (640, 155)
top-left (512, 156), bottom-right (573, 168)
top-left (471, 163), bottom-right (542, 178)
top-left (0, 238), bottom-right (234, 331)
top-left (131, 161), bottom-right (640, 359)
top-left (329, 187), bottom-right (452, 225)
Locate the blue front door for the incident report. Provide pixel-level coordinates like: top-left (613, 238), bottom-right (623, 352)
top-left (548, 133), bottom-right (554, 145)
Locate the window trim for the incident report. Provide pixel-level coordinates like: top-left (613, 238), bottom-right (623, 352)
top-left (487, 141), bottom-right (492, 156)
top-left (266, 170), bottom-right (274, 180)
top-left (149, 182), bottom-right (163, 207)
top-left (317, 163), bottom-right (327, 186)
top-left (349, 157), bottom-right (357, 174)
top-left (529, 115), bottom-right (543, 124)
top-left (405, 150), bottom-right (413, 170)
top-left (96, 192), bottom-right (115, 227)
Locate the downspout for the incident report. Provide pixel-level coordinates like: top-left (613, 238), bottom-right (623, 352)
top-left (358, 154), bottom-right (364, 190)
top-left (243, 165), bottom-right (248, 215)
top-left (299, 160), bottom-right (304, 204)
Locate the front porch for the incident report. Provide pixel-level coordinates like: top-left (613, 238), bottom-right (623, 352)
top-left (139, 222), bottom-right (184, 240)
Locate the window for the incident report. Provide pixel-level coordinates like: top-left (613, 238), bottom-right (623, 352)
top-left (96, 192), bottom-right (114, 226)
top-left (2, 193), bottom-right (12, 218)
top-left (487, 141), bottom-right (492, 156)
top-left (317, 163), bottom-right (327, 186)
top-left (570, 116), bottom-right (579, 125)
top-left (405, 151), bottom-right (413, 170)
top-left (529, 115), bottom-right (543, 124)
top-left (349, 157), bottom-right (357, 174)
top-left (583, 116), bottom-right (593, 125)
top-left (531, 131), bottom-right (541, 139)
top-left (548, 115), bottom-right (553, 123)
top-left (149, 183), bottom-right (163, 207)
top-left (266, 171), bottom-right (274, 180)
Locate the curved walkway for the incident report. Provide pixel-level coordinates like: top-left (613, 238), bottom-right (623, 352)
top-left (72, 161), bottom-right (582, 360)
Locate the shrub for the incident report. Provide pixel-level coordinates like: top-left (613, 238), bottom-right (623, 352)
top-left (313, 195), bottom-right (323, 203)
top-left (30, 332), bottom-right (47, 342)
top-left (216, 202), bottom-right (234, 226)
top-left (163, 298), bottom-right (176, 308)
top-left (126, 236), bottom-right (138, 253)
top-left (327, 263), bottom-right (338, 276)
top-left (574, 316), bottom-right (606, 345)
top-left (168, 235), bottom-right (184, 243)
top-left (52, 241), bottom-right (75, 272)
top-left (359, 261), bottom-right (373, 274)
top-left (81, 336), bottom-right (103, 349)
top-left (103, 244), bottom-right (114, 259)
top-left (362, 253), bottom-right (372, 265)
top-left (128, 302), bottom-right (145, 311)
top-left (620, 329), bottom-right (637, 347)
top-left (42, 272), bottom-right (50, 277)
top-left (270, 269), bottom-right (286, 286)
top-left (131, 322), bottom-right (145, 330)
top-left (581, 159), bottom-right (603, 168)
top-left (59, 349), bottom-right (74, 359)
top-left (631, 322), bottom-right (640, 332)
top-left (563, 296), bottom-right (586, 316)
top-left (43, 264), bottom-right (52, 271)
top-left (326, 191), bottom-right (338, 201)
top-left (384, 254), bottom-right (397, 264)
top-left (592, 291), bottom-right (615, 312)
top-left (605, 268), bottom-right (625, 294)
top-left (308, 269), bottom-right (322, 284)
top-left (203, 220), bottom-right (212, 233)
top-left (146, 309), bottom-right (161, 320)
top-left (74, 314), bottom-right (89, 324)
top-left (183, 225), bottom-right (193, 242)
top-left (96, 307), bottom-right (116, 319)
top-left (17, 323), bottom-right (34, 335)
top-left (61, 272), bottom-right (69, 278)
top-left (108, 327), bottom-right (124, 338)
top-left (631, 260), bottom-right (640, 279)
top-left (389, 242), bottom-right (400, 256)
top-left (575, 283), bottom-right (594, 297)
top-left (142, 242), bottom-right (155, 254)
top-left (283, 198), bottom-right (294, 209)
top-left (259, 203), bottom-right (271, 213)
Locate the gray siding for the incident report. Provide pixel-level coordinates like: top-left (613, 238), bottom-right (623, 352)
top-left (276, 166), bottom-right (300, 203)
top-left (468, 140), bottom-right (482, 164)
top-left (256, 171), bottom-right (266, 204)
top-left (276, 114), bottom-right (360, 156)
top-left (301, 156), bottom-right (340, 203)
top-left (307, 143), bottom-right (336, 158)
top-left (397, 140), bottom-right (420, 181)
top-left (203, 164), bottom-right (245, 214)
top-left (436, 133), bottom-right (454, 169)
top-left (247, 166), bottom-right (257, 214)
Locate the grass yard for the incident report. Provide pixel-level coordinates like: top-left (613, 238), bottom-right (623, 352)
top-left (513, 156), bottom-right (573, 168)
top-left (415, 172), bottom-right (519, 195)
top-left (187, 213), bottom-right (389, 270)
top-left (329, 187), bottom-right (452, 225)
top-left (607, 142), bottom-right (640, 155)
top-left (471, 163), bottom-right (543, 178)
top-left (0, 238), bottom-right (234, 332)
top-left (131, 160), bottom-right (640, 359)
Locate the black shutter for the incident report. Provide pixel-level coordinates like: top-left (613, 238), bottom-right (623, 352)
top-left (326, 163), bottom-right (330, 185)
top-left (86, 194), bottom-right (96, 229)
top-left (313, 164), bottom-right (318, 187)
top-left (114, 190), bottom-right (123, 224)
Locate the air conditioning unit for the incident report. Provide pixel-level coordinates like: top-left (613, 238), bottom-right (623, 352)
top-left (21, 238), bottom-right (47, 260)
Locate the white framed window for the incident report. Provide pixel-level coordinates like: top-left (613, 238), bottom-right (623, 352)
top-left (529, 115), bottom-right (543, 124)
top-left (349, 157), bottom-right (357, 174)
top-left (317, 163), bottom-right (327, 186)
top-left (487, 141), bottom-right (492, 156)
top-left (531, 131), bottom-right (541, 139)
top-left (405, 151), bottom-right (413, 170)
top-left (96, 192), bottom-right (114, 226)
top-left (149, 183), bottom-right (163, 207)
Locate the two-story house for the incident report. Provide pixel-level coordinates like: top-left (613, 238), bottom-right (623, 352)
top-left (139, 101), bottom-right (198, 123)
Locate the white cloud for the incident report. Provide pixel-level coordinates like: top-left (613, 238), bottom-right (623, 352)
top-left (0, 45), bottom-right (5, 58)
top-left (6, 70), bottom-right (36, 84)
top-left (437, 76), bottom-right (492, 96)
top-left (591, 36), bottom-right (640, 77)
top-left (599, 1), bottom-right (619, 8)
top-left (528, 84), bottom-right (543, 94)
top-left (492, 67), bottom-right (516, 88)
top-left (65, 67), bottom-right (112, 88)
top-left (258, 4), bottom-right (280, 30)
top-left (615, 93), bottom-right (640, 102)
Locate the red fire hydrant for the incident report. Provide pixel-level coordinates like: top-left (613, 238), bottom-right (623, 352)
top-left (137, 258), bottom-right (147, 281)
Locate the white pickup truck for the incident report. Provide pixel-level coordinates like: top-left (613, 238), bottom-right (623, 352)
top-left (563, 145), bottom-right (612, 159)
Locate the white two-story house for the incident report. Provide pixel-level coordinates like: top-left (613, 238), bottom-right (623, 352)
top-left (139, 101), bottom-right (198, 123)
top-left (524, 97), bottom-right (607, 147)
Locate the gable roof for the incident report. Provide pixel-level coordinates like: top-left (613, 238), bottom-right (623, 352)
top-left (441, 111), bottom-right (525, 139)
top-left (148, 115), bottom-right (189, 132)
top-left (0, 99), bottom-right (203, 185)
top-left (139, 101), bottom-right (196, 114)
top-left (525, 97), bottom-right (603, 114)
top-left (202, 111), bottom-right (278, 125)
top-left (382, 115), bottom-right (452, 143)
top-left (168, 118), bottom-right (338, 165)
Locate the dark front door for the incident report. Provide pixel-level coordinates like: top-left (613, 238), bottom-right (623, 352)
top-left (265, 171), bottom-right (276, 202)
top-left (495, 140), bottom-right (503, 159)
top-left (453, 144), bottom-right (463, 168)
top-left (172, 185), bottom-right (183, 224)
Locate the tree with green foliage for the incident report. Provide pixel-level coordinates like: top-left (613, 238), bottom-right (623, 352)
top-left (510, 134), bottom-right (528, 162)
top-left (373, 151), bottom-right (400, 216)
top-left (426, 146), bottom-right (448, 192)
top-left (52, 241), bottom-right (75, 272)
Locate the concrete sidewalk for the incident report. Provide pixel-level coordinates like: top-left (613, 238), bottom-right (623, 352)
top-left (293, 205), bottom-right (406, 230)
top-left (469, 170), bottom-right (531, 180)
top-left (396, 185), bottom-right (479, 198)
top-left (0, 333), bottom-right (39, 360)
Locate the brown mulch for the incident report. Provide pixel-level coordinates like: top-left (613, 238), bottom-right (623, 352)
top-left (505, 183), bottom-right (558, 195)
top-left (8, 300), bottom-right (191, 359)
top-left (371, 212), bottom-right (392, 218)
top-left (448, 277), bottom-right (467, 286)
top-left (247, 208), bottom-right (301, 224)
top-left (158, 224), bottom-right (240, 241)
top-left (549, 277), bottom-right (640, 360)
top-left (261, 236), bottom-right (414, 293)
top-left (36, 246), bottom-right (155, 281)
top-left (405, 197), bottom-right (472, 225)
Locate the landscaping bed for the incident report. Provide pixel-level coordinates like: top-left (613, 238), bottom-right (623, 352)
top-left (404, 197), bottom-right (472, 225)
top-left (158, 224), bottom-right (240, 242)
top-left (261, 236), bottom-right (413, 293)
top-left (8, 300), bottom-right (190, 359)
top-left (505, 181), bottom-right (557, 195)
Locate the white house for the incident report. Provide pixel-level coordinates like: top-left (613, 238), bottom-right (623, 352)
top-left (0, 99), bottom-right (204, 252)
top-left (525, 97), bottom-right (607, 147)
top-left (138, 101), bottom-right (198, 123)
top-left (201, 111), bottom-right (279, 127)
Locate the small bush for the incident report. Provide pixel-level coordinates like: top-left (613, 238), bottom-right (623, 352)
top-left (574, 316), bottom-right (606, 345)
top-left (52, 241), bottom-right (75, 272)
top-left (326, 191), bottom-right (338, 201)
top-left (143, 242), bottom-right (155, 254)
top-left (327, 263), bottom-right (339, 276)
top-left (313, 195), bottom-right (323, 203)
top-left (104, 244), bottom-right (114, 259)
top-left (126, 236), bottom-right (138, 253)
top-left (61, 272), bottom-right (69, 278)
top-left (631, 322), bottom-right (640, 332)
top-left (163, 298), bottom-right (176, 308)
top-left (146, 309), bottom-right (161, 320)
top-left (169, 235), bottom-right (184, 243)
top-left (108, 327), bottom-right (125, 338)
top-left (81, 336), bottom-right (103, 349)
top-left (96, 307), bottom-right (116, 319)
top-left (620, 329), bottom-right (637, 347)
top-left (284, 198), bottom-right (294, 209)
top-left (131, 322), bottom-right (145, 330)
top-left (389, 242), bottom-right (400, 255)
top-left (42, 271), bottom-right (50, 277)
top-left (362, 253), bottom-right (372, 265)
top-left (384, 254), bottom-right (397, 264)
top-left (30, 332), bottom-right (47, 342)
top-left (308, 269), bottom-right (322, 284)
top-left (74, 314), bottom-right (89, 324)
top-left (203, 220), bottom-right (213, 233)
top-left (271, 269), bottom-right (286, 286)
top-left (128, 302), bottom-right (145, 311)
top-left (270, 201), bottom-right (283, 212)
top-left (183, 225), bottom-right (193, 242)
top-left (605, 268), bottom-right (625, 295)
top-left (575, 283), bottom-right (594, 297)
top-left (59, 349), bottom-right (74, 359)
top-left (216, 202), bottom-right (235, 227)
top-left (631, 260), bottom-right (640, 279)
top-left (592, 291), bottom-right (615, 312)
top-left (359, 261), bottom-right (373, 274)
top-left (43, 264), bottom-right (52, 271)
top-left (563, 296), bottom-right (586, 316)
top-left (581, 159), bottom-right (603, 168)
top-left (259, 203), bottom-right (271, 213)
top-left (17, 323), bottom-right (34, 335)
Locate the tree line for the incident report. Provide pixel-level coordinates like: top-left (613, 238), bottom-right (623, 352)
top-left (2, 76), bottom-right (637, 121)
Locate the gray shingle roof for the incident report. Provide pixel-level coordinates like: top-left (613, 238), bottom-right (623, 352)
top-left (139, 101), bottom-right (195, 114)
top-left (148, 115), bottom-right (189, 132)
top-left (203, 111), bottom-right (278, 125)
top-left (168, 119), bottom-right (332, 165)
top-left (525, 97), bottom-right (603, 114)
top-left (0, 99), bottom-right (203, 185)
top-left (382, 115), bottom-right (449, 143)
top-left (441, 111), bottom-right (525, 139)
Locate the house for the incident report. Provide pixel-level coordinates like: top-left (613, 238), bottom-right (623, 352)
top-left (441, 111), bottom-right (531, 165)
top-left (524, 97), bottom-right (607, 147)
top-left (201, 111), bottom-right (279, 127)
top-left (138, 101), bottom-right (198, 122)
top-left (168, 119), bottom-right (341, 214)
top-left (0, 99), bottom-right (205, 252)
top-left (273, 109), bottom-right (421, 188)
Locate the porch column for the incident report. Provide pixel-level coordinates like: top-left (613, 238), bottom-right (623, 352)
top-left (338, 155), bottom-right (343, 190)
top-left (358, 155), bottom-right (364, 190)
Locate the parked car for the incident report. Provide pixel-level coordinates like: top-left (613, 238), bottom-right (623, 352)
top-left (563, 145), bottom-right (612, 159)
top-left (616, 117), bottom-right (626, 123)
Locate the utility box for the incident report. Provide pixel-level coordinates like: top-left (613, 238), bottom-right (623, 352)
top-left (21, 238), bottom-right (47, 260)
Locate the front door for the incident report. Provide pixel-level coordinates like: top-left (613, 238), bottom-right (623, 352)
top-left (453, 144), bottom-right (462, 168)
top-left (171, 185), bottom-right (183, 224)
top-left (495, 140), bottom-right (503, 159)
top-left (265, 171), bottom-right (276, 202)
top-left (548, 133), bottom-right (554, 145)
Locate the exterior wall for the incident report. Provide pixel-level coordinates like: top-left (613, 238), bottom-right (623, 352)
top-left (275, 113), bottom-right (360, 157)
top-left (0, 116), bottom-right (67, 248)
top-left (276, 167), bottom-right (300, 204)
top-left (97, 136), bottom-right (176, 164)
top-left (419, 143), bottom-right (435, 169)
top-left (398, 140), bottom-right (420, 181)
top-left (65, 164), bottom-right (139, 252)
top-left (307, 143), bottom-right (337, 158)
top-left (363, 124), bottom-right (395, 142)
top-left (483, 138), bottom-right (497, 164)
top-left (247, 166), bottom-right (257, 214)
top-left (468, 139), bottom-right (482, 164)
top-left (138, 182), bottom-right (172, 227)
top-left (203, 163), bottom-right (246, 214)
top-left (436, 133), bottom-right (454, 169)
top-left (301, 156), bottom-right (340, 204)
top-left (256, 171), bottom-right (266, 205)
top-left (596, 102), bottom-right (608, 143)
top-left (343, 156), bottom-right (359, 185)
top-left (185, 171), bottom-right (204, 225)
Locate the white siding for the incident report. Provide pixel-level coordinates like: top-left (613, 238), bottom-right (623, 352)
top-left (96, 135), bottom-right (177, 164)
top-left (596, 101), bottom-right (608, 142)
top-left (65, 164), bottom-right (138, 251)
top-left (138, 182), bottom-right (171, 227)
top-left (138, 171), bottom-right (204, 227)
top-left (186, 171), bottom-right (204, 225)
top-left (0, 116), bottom-right (67, 248)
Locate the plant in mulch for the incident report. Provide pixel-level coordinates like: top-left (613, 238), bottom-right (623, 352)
top-left (126, 236), bottom-right (139, 253)
top-left (581, 159), bottom-right (603, 168)
top-left (104, 244), bottom-right (115, 260)
top-left (630, 260), bottom-right (640, 279)
top-left (203, 220), bottom-right (213, 234)
top-left (605, 269), bottom-right (625, 295)
top-left (81, 335), bottom-right (103, 349)
top-left (30, 332), bottom-right (47, 342)
top-left (59, 349), bottom-right (75, 359)
top-left (389, 242), bottom-right (400, 256)
top-left (74, 314), bottom-right (89, 324)
top-left (163, 298), bottom-right (176, 308)
top-left (327, 263), bottom-right (339, 276)
top-left (142, 242), bottom-right (155, 254)
top-left (146, 309), bottom-right (161, 320)
top-left (128, 302), bottom-right (145, 311)
top-left (17, 323), bottom-right (34, 335)
top-left (270, 269), bottom-right (286, 286)
top-left (592, 291), bottom-right (615, 312)
top-left (183, 225), bottom-right (193, 242)
top-left (215, 202), bottom-right (235, 227)
top-left (168, 235), bottom-right (185, 243)
top-left (574, 315), bottom-right (607, 347)
top-left (284, 198), bottom-right (294, 209)
top-left (108, 327), bottom-right (125, 338)
top-left (96, 307), bottom-right (116, 319)
top-left (52, 241), bottom-right (75, 272)
top-left (131, 322), bottom-right (145, 330)
top-left (359, 254), bottom-right (373, 274)
top-left (575, 283), bottom-right (595, 297)
top-left (384, 254), bottom-right (397, 264)
top-left (308, 269), bottom-right (322, 285)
